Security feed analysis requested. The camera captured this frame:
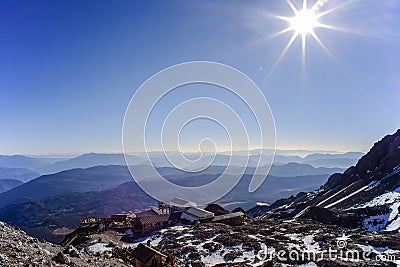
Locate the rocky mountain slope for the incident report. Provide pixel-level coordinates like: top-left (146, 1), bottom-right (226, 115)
top-left (248, 129), bottom-right (400, 233)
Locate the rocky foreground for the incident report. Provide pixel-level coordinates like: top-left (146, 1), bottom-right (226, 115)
top-left (146, 218), bottom-right (400, 266)
top-left (0, 220), bottom-right (128, 266)
top-left (1, 216), bottom-right (400, 266)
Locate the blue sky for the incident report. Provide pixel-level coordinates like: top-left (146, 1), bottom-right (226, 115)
top-left (1, 0), bottom-right (400, 155)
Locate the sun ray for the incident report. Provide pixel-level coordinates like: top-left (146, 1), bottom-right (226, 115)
top-left (266, 27), bottom-right (293, 39)
top-left (301, 33), bottom-right (306, 70)
top-left (310, 30), bottom-right (334, 60)
top-left (272, 15), bottom-right (292, 22)
top-left (316, 23), bottom-right (336, 30)
top-left (266, 32), bottom-right (299, 80)
top-left (310, 0), bottom-right (321, 11)
top-left (309, 29), bottom-right (359, 87)
top-left (286, 0), bottom-right (299, 15)
top-left (315, 1), bottom-right (354, 18)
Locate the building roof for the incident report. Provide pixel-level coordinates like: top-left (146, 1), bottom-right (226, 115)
top-left (212, 211), bottom-right (245, 222)
top-left (184, 207), bottom-right (214, 219)
top-left (111, 214), bottom-right (128, 219)
top-left (168, 197), bottom-right (196, 208)
top-left (137, 214), bottom-right (171, 225)
top-left (136, 209), bottom-right (158, 218)
top-left (132, 244), bottom-right (166, 264)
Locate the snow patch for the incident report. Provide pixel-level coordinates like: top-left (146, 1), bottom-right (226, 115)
top-left (247, 234), bottom-right (261, 240)
top-left (386, 215), bottom-right (400, 231)
top-left (355, 191), bottom-right (400, 208)
top-left (176, 233), bottom-right (193, 240)
top-left (302, 234), bottom-right (320, 252)
top-left (362, 214), bottom-right (390, 231)
top-left (388, 202), bottom-right (400, 221)
top-left (285, 233), bottom-right (301, 240)
top-left (256, 202), bottom-right (270, 206)
top-left (88, 243), bottom-right (113, 254)
top-left (325, 185), bottom-right (368, 209)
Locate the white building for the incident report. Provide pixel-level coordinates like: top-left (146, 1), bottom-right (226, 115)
top-left (181, 207), bottom-right (214, 222)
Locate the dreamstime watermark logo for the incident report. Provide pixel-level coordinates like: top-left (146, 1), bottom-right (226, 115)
top-left (122, 61), bottom-right (276, 205)
top-left (335, 233), bottom-right (349, 249)
top-left (255, 234), bottom-right (398, 263)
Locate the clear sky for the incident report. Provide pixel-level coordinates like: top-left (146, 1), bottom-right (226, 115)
top-left (1, 0), bottom-right (400, 155)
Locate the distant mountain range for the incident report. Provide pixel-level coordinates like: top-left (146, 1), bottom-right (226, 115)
top-left (0, 150), bottom-right (363, 175)
top-left (273, 151), bottom-right (364, 168)
top-left (0, 155), bottom-right (63, 172)
top-left (268, 162), bottom-right (343, 177)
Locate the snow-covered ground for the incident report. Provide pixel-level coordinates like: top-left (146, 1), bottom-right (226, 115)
top-left (355, 188), bottom-right (400, 209)
top-left (353, 187), bottom-right (400, 232)
top-left (88, 243), bottom-right (113, 254)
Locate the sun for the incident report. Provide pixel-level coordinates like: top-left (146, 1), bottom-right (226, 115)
top-left (289, 8), bottom-right (319, 36)
top-left (268, 0), bottom-right (341, 72)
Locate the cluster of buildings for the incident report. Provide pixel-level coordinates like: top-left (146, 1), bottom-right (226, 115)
top-left (69, 198), bottom-right (246, 266)
top-left (79, 197), bottom-right (245, 241)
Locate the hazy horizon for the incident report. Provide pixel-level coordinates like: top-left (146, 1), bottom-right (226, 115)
top-left (2, 148), bottom-right (367, 158)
